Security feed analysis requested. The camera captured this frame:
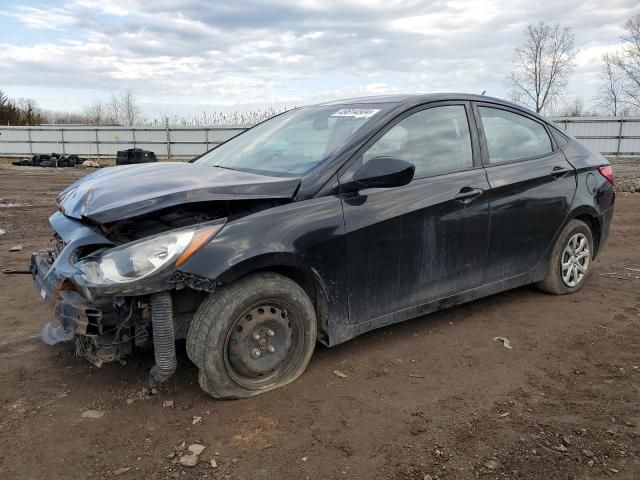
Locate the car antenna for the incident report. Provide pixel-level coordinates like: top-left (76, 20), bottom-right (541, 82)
top-left (481, 90), bottom-right (486, 95)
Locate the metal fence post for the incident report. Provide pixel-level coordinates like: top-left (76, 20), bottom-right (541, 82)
top-left (616, 119), bottom-right (624, 157)
top-left (166, 125), bottom-right (171, 160)
top-left (95, 129), bottom-right (100, 159)
top-left (132, 127), bottom-right (137, 148)
top-left (27, 128), bottom-right (32, 155)
top-left (205, 128), bottom-right (209, 151)
top-left (60, 128), bottom-right (66, 154)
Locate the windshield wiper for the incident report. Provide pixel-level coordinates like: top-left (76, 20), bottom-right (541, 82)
top-left (213, 165), bottom-right (238, 172)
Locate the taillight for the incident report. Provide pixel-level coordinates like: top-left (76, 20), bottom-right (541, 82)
top-left (598, 165), bottom-right (614, 185)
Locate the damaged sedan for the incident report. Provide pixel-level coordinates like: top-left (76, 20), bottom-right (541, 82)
top-left (30, 94), bottom-right (615, 399)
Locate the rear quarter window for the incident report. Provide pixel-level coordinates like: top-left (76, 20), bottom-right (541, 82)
top-left (479, 107), bottom-right (553, 163)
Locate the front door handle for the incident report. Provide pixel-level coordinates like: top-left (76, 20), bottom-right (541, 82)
top-left (454, 187), bottom-right (483, 204)
top-left (551, 166), bottom-right (573, 178)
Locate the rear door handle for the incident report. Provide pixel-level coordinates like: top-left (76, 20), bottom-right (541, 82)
top-left (454, 187), bottom-right (483, 204)
top-left (551, 166), bottom-right (573, 178)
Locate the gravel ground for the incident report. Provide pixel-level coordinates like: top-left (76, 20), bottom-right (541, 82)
top-left (610, 158), bottom-right (640, 193)
top-left (0, 164), bottom-right (639, 480)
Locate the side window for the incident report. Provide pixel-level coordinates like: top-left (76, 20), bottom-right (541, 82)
top-left (478, 107), bottom-right (552, 163)
top-left (363, 105), bottom-right (473, 178)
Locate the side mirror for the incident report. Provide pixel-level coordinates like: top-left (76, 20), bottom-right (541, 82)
top-left (343, 157), bottom-right (415, 192)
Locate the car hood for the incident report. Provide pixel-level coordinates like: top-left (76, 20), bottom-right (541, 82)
top-left (57, 162), bottom-right (301, 223)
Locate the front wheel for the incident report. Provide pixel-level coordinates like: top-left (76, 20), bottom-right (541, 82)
top-left (536, 219), bottom-right (594, 295)
top-left (186, 272), bottom-right (317, 399)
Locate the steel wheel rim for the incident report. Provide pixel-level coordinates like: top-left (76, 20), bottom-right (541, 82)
top-left (223, 300), bottom-right (304, 390)
top-left (561, 232), bottom-right (590, 287)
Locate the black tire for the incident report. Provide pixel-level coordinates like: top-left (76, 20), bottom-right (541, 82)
top-left (536, 219), bottom-right (594, 295)
top-left (187, 272), bottom-right (317, 399)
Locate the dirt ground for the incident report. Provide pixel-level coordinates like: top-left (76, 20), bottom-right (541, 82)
top-left (0, 164), bottom-right (638, 480)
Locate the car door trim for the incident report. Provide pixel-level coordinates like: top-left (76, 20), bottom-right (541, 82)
top-left (471, 101), bottom-right (561, 167)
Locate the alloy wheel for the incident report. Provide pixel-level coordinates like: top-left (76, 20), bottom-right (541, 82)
top-left (561, 232), bottom-right (590, 288)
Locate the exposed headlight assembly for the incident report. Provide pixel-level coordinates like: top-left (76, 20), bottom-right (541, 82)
top-left (76, 223), bottom-right (223, 286)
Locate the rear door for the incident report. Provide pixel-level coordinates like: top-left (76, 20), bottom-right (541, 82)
top-left (339, 102), bottom-right (491, 324)
top-left (473, 103), bottom-right (576, 281)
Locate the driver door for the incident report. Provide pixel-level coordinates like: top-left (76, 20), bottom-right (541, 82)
top-left (338, 102), bottom-right (491, 325)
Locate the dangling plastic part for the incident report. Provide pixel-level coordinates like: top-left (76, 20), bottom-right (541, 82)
top-left (41, 322), bottom-right (74, 345)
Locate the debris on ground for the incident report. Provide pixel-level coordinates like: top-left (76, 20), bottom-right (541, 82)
top-left (192, 416), bottom-right (202, 425)
top-left (81, 410), bottom-right (105, 419)
top-left (40, 322), bottom-right (74, 346)
top-left (333, 370), bottom-right (348, 378)
top-left (162, 400), bottom-right (174, 409)
top-left (11, 153), bottom-right (85, 168)
top-left (113, 467), bottom-right (131, 476)
top-left (188, 444), bottom-right (206, 456)
top-left (9, 245), bottom-right (22, 252)
top-left (493, 336), bottom-right (513, 349)
top-left (179, 454), bottom-right (198, 467)
top-left (0, 228), bottom-right (5, 236)
top-left (484, 459), bottom-right (500, 469)
top-left (210, 459), bottom-right (217, 468)
top-left (81, 160), bottom-right (101, 168)
top-left (582, 449), bottom-right (595, 458)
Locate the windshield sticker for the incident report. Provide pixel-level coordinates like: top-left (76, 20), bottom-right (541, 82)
top-left (331, 108), bottom-right (380, 119)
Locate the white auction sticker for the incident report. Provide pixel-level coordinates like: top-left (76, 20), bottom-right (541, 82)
top-left (331, 108), bottom-right (380, 119)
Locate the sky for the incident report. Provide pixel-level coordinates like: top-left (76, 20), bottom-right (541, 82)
top-left (1, 0), bottom-right (639, 117)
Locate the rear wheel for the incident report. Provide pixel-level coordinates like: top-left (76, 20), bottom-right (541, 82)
top-left (186, 272), bottom-right (316, 399)
top-left (537, 219), bottom-right (594, 295)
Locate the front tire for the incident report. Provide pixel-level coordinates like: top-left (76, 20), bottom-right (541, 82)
top-left (536, 219), bottom-right (594, 295)
top-left (186, 272), bottom-right (316, 399)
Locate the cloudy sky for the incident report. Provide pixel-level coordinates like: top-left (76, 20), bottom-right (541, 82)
top-left (1, 0), bottom-right (639, 116)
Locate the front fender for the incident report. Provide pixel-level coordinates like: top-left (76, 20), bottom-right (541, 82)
top-left (177, 195), bottom-right (349, 343)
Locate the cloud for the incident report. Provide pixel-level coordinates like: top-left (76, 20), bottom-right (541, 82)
top-left (1, 0), bottom-right (639, 113)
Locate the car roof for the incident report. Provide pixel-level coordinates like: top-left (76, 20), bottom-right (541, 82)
top-left (317, 93), bottom-right (540, 117)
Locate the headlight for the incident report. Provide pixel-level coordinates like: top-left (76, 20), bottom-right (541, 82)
top-left (76, 223), bottom-right (223, 286)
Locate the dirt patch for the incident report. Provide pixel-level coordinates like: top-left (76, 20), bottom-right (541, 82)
top-left (0, 165), bottom-right (638, 479)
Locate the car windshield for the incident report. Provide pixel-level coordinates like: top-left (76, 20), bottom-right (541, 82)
top-left (195, 104), bottom-right (389, 175)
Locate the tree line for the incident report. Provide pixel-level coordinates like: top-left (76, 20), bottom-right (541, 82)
top-left (0, 89), bottom-right (283, 127)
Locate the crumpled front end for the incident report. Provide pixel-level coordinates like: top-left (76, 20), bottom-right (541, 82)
top-left (30, 218), bottom-right (154, 367)
top-left (30, 210), bottom-right (220, 383)
top-left (30, 162), bottom-right (298, 386)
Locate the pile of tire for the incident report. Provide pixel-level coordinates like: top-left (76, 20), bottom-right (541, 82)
top-left (11, 153), bottom-right (82, 168)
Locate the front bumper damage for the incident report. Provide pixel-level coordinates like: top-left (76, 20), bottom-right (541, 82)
top-left (31, 249), bottom-right (150, 367)
top-left (31, 210), bottom-right (220, 387)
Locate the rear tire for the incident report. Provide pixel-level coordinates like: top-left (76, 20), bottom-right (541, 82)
top-left (536, 219), bottom-right (594, 295)
top-left (186, 272), bottom-right (316, 399)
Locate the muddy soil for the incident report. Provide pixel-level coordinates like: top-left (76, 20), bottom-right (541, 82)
top-left (0, 164), bottom-right (638, 480)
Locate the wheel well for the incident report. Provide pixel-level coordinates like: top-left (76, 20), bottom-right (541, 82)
top-left (253, 265), bottom-right (330, 346)
top-left (574, 214), bottom-right (601, 256)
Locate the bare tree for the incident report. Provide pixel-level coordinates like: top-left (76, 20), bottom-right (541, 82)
top-left (107, 92), bottom-right (122, 125)
top-left (14, 97), bottom-right (44, 125)
top-left (611, 15), bottom-right (640, 111)
top-left (105, 90), bottom-right (142, 126)
top-left (120, 89), bottom-right (142, 126)
top-left (595, 53), bottom-right (625, 116)
top-left (82, 101), bottom-right (108, 125)
top-left (509, 22), bottom-right (576, 113)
